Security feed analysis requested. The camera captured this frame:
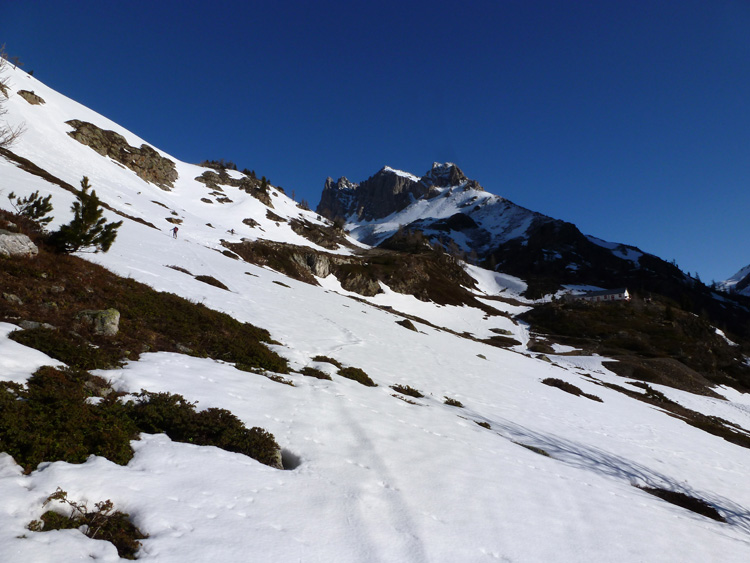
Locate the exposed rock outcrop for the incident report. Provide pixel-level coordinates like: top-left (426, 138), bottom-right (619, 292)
top-left (225, 239), bottom-right (486, 307)
top-left (195, 169), bottom-right (274, 208)
top-left (0, 229), bottom-right (38, 257)
top-left (317, 168), bottom-right (424, 222)
top-left (17, 90), bottom-right (45, 105)
top-left (288, 218), bottom-right (356, 250)
top-left (66, 120), bottom-right (178, 190)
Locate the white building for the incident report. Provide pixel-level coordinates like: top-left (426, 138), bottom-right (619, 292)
top-left (576, 288), bottom-right (631, 303)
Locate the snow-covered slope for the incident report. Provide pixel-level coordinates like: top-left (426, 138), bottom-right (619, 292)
top-left (348, 179), bottom-right (544, 254)
top-left (722, 264), bottom-right (750, 297)
top-left (2, 64), bottom-right (750, 562)
top-left (0, 65), bottom-right (359, 258)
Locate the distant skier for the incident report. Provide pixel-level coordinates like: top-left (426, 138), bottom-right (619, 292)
top-left (172, 226), bottom-right (179, 239)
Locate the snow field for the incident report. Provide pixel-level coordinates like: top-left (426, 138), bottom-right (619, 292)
top-left (1, 62), bottom-right (750, 561)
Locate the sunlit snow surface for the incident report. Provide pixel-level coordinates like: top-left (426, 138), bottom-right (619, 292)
top-left (2, 65), bottom-right (750, 562)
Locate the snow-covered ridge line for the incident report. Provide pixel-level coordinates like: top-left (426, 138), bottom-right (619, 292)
top-left (382, 165), bottom-right (421, 182)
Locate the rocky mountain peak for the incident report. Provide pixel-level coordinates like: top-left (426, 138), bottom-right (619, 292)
top-left (317, 166), bottom-right (425, 222)
top-left (324, 176), bottom-right (357, 192)
top-left (420, 162), bottom-right (468, 188)
top-left (317, 162), bottom-right (487, 222)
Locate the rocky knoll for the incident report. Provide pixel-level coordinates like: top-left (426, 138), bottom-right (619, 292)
top-left (225, 235), bottom-right (486, 308)
top-left (194, 169), bottom-right (273, 207)
top-left (66, 120), bottom-right (178, 190)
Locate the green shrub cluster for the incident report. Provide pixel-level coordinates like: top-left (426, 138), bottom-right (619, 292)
top-left (0, 367), bottom-right (138, 472)
top-left (11, 327), bottom-right (123, 369)
top-left (28, 488), bottom-right (147, 559)
top-left (337, 366), bottom-right (376, 387)
top-left (0, 367), bottom-right (281, 473)
top-left (444, 396), bottom-right (464, 407)
top-left (312, 355), bottom-right (342, 368)
top-left (130, 392), bottom-right (281, 468)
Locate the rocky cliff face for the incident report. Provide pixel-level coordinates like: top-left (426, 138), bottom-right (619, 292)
top-left (316, 163), bottom-right (477, 222)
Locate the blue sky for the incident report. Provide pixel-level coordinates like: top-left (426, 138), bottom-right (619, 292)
top-left (4, 0), bottom-right (750, 282)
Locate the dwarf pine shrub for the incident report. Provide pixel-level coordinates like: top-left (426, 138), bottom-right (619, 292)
top-left (129, 391), bottom-right (281, 468)
top-left (337, 366), bottom-right (376, 387)
top-left (0, 368), bottom-right (283, 472)
top-left (444, 396), bottom-right (464, 407)
top-left (300, 366), bottom-right (332, 380)
top-left (0, 366), bottom-right (138, 472)
top-left (390, 384), bottom-right (423, 398)
top-left (28, 488), bottom-right (147, 559)
top-left (312, 355), bottom-right (342, 369)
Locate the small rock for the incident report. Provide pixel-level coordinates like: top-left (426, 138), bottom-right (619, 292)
top-left (0, 229), bottom-right (38, 258)
top-left (77, 308), bottom-right (121, 336)
top-left (3, 293), bottom-right (23, 305)
top-left (18, 320), bottom-right (56, 330)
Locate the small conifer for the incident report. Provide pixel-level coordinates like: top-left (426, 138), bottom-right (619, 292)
top-left (48, 176), bottom-right (122, 253)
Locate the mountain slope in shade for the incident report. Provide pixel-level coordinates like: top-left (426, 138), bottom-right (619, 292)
top-left (1, 62), bottom-right (750, 562)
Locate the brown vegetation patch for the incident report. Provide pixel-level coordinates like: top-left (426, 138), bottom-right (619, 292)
top-left (0, 216), bottom-right (287, 373)
top-left (195, 275), bottom-right (229, 290)
top-left (541, 378), bottom-right (603, 402)
top-left (390, 384), bottom-right (423, 398)
top-left (300, 366), bottom-right (332, 380)
top-left (635, 486), bottom-right (725, 522)
top-left (521, 299), bottom-right (750, 394)
top-left (598, 381), bottom-right (750, 450)
top-left (396, 319), bottom-right (418, 331)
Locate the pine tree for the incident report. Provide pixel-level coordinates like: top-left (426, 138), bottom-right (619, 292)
top-left (48, 176), bottom-right (122, 253)
top-left (7, 190), bottom-right (54, 228)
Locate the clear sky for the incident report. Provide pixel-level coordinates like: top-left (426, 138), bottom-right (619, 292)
top-left (4, 0), bottom-right (750, 282)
